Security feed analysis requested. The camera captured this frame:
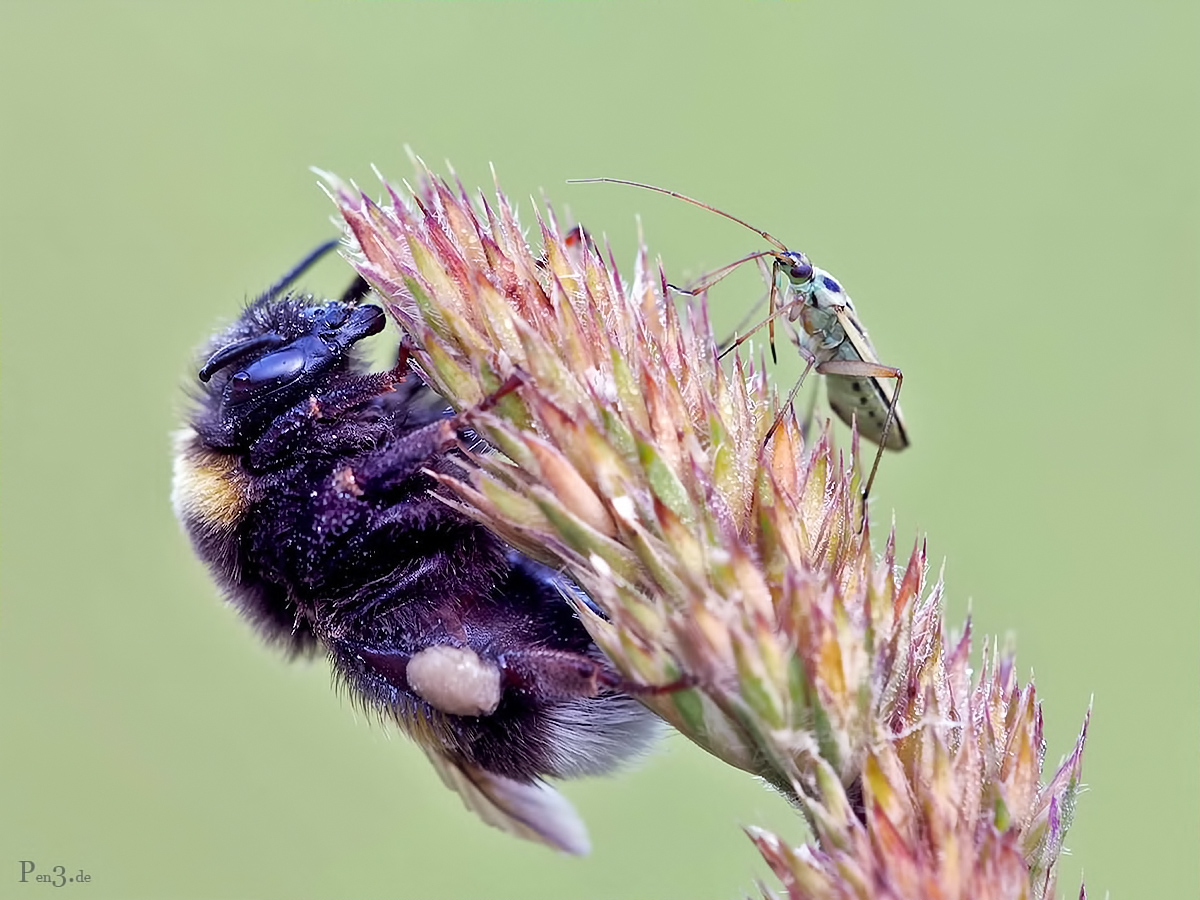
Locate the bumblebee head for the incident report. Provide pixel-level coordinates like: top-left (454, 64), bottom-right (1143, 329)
top-left (190, 241), bottom-right (387, 450)
top-left (194, 295), bottom-right (385, 448)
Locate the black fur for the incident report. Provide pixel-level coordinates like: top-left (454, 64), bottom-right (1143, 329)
top-left (173, 243), bottom-right (656, 783)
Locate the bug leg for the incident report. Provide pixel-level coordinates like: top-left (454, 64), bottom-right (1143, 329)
top-left (764, 351), bottom-right (817, 447)
top-left (716, 285), bottom-right (771, 354)
top-left (497, 649), bottom-right (612, 701)
top-left (323, 366), bottom-right (533, 497)
top-left (797, 367), bottom-right (820, 445)
top-left (667, 249), bottom-right (777, 298)
top-left (717, 273), bottom-right (794, 361)
top-left (390, 333), bottom-right (417, 381)
top-left (358, 367), bottom-right (532, 491)
top-left (767, 258), bottom-right (781, 364)
top-left (815, 359), bottom-right (903, 523)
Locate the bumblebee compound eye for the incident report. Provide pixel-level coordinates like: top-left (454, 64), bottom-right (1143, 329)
top-left (225, 338), bottom-right (327, 405)
top-left (198, 333), bottom-right (285, 382)
top-left (225, 304), bottom-right (386, 403)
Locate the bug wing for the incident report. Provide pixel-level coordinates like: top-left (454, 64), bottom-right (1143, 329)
top-left (422, 746), bottom-right (592, 855)
top-left (824, 374), bottom-right (905, 451)
top-left (824, 307), bottom-right (908, 451)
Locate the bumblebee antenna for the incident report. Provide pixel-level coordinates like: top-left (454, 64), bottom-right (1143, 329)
top-left (567, 178), bottom-right (789, 253)
top-left (339, 275), bottom-right (372, 305)
top-left (258, 239), bottom-right (341, 304)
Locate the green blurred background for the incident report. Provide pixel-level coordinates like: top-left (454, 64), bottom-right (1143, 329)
top-left (2, 4), bottom-right (1195, 899)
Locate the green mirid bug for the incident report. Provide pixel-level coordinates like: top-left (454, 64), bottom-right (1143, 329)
top-left (569, 178), bottom-right (908, 508)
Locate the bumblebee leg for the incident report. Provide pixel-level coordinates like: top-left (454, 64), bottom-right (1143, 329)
top-left (498, 648), bottom-right (691, 701)
top-left (496, 649), bottom-right (609, 701)
top-left (246, 371), bottom-right (407, 469)
top-left (353, 419), bottom-right (458, 494)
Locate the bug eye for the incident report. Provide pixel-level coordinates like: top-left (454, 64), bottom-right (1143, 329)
top-left (783, 253), bottom-right (813, 282)
top-left (821, 275), bottom-right (842, 293)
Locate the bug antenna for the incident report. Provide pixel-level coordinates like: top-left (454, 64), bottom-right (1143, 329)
top-left (568, 178), bottom-right (789, 253)
top-left (668, 250), bottom-right (779, 298)
top-left (258, 239), bottom-right (342, 304)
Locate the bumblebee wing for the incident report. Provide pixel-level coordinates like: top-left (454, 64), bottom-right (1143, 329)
top-left (423, 747), bottom-right (591, 855)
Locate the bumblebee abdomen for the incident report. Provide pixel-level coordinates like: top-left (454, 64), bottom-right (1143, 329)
top-left (172, 427), bottom-right (317, 652)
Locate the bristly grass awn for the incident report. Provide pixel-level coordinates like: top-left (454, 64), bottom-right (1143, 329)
top-left (568, 178), bottom-right (908, 517)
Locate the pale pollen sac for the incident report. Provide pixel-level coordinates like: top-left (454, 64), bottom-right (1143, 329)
top-left (406, 645), bottom-right (502, 717)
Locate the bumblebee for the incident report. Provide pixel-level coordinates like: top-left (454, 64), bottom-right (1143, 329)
top-left (172, 241), bottom-right (658, 854)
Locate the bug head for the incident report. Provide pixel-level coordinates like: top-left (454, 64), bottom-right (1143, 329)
top-left (789, 264), bottom-right (854, 345)
top-left (776, 251), bottom-right (815, 289)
